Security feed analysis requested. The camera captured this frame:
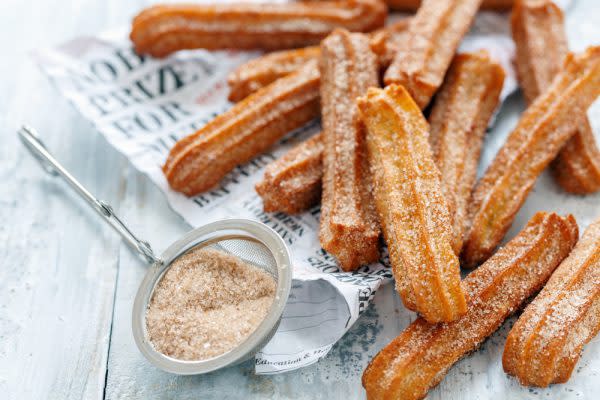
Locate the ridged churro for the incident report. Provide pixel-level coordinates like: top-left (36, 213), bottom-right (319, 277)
top-left (511, 0), bottom-right (600, 194)
top-left (227, 46), bottom-right (321, 102)
top-left (504, 217), bottom-right (600, 387)
top-left (462, 47), bottom-right (600, 268)
top-left (131, 0), bottom-right (387, 58)
top-left (164, 60), bottom-right (320, 196)
top-left (227, 19), bottom-right (410, 102)
top-left (357, 85), bottom-right (466, 323)
top-left (428, 51), bottom-right (505, 254)
top-left (385, 0), bottom-right (512, 10)
top-left (384, 0), bottom-right (483, 109)
top-left (255, 133), bottom-right (323, 214)
top-left (369, 18), bottom-right (411, 69)
top-left (363, 212), bottom-right (578, 400)
top-left (319, 29), bottom-right (380, 271)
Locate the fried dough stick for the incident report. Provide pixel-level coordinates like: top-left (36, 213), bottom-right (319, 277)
top-left (163, 60), bottom-right (320, 196)
top-left (363, 212), bottom-right (578, 400)
top-left (462, 47), bottom-right (600, 268)
top-left (131, 0), bottom-right (387, 57)
top-left (318, 29), bottom-right (381, 271)
top-left (504, 217), bottom-right (600, 387)
top-left (255, 132), bottom-right (323, 214)
top-left (511, 0), bottom-right (600, 194)
top-left (358, 85), bottom-right (466, 323)
top-left (428, 51), bottom-right (505, 254)
top-left (384, 0), bottom-right (484, 109)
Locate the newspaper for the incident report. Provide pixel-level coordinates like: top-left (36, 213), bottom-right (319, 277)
top-left (35, 1), bottom-right (572, 374)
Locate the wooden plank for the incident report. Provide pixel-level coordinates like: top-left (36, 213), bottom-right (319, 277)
top-left (0, 0), bottom-right (132, 398)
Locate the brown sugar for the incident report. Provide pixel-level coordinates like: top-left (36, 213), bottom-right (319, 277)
top-left (146, 247), bottom-right (276, 361)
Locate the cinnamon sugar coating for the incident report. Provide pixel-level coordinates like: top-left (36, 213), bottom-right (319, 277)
top-left (511, 0), bottom-right (600, 194)
top-left (504, 217), bottom-right (600, 387)
top-left (163, 60), bottom-right (320, 196)
top-left (462, 47), bottom-right (600, 268)
top-left (130, 0), bottom-right (387, 58)
top-left (363, 212), bottom-right (578, 400)
top-left (357, 85), bottom-right (466, 323)
top-left (384, 0), bottom-right (483, 109)
top-left (255, 132), bottom-right (323, 214)
top-left (428, 51), bottom-right (505, 255)
top-left (146, 248), bottom-right (276, 361)
top-left (319, 29), bottom-right (380, 271)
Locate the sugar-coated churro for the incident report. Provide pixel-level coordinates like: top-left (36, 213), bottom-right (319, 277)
top-left (164, 60), bottom-right (320, 196)
top-left (255, 133), bottom-right (323, 214)
top-left (131, 0), bottom-right (387, 58)
top-left (504, 217), bottom-right (600, 387)
top-left (385, 0), bottom-right (512, 10)
top-left (428, 51), bottom-right (505, 254)
top-left (369, 18), bottom-right (412, 69)
top-left (363, 212), bottom-right (578, 400)
top-left (462, 47), bottom-right (600, 268)
top-left (319, 29), bottom-right (380, 271)
top-left (384, 0), bottom-right (483, 109)
top-left (357, 85), bottom-right (466, 323)
top-left (511, 0), bottom-right (600, 194)
top-left (227, 19), bottom-right (410, 102)
top-left (227, 46), bottom-right (321, 102)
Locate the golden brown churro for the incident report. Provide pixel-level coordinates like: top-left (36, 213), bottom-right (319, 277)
top-left (385, 0), bottom-right (513, 10)
top-left (384, 0), bottom-right (483, 109)
top-left (319, 29), bottom-right (380, 271)
top-left (462, 47), bottom-right (600, 268)
top-left (227, 19), bottom-right (410, 102)
top-left (255, 133), bottom-right (323, 214)
top-left (163, 60), bottom-right (320, 196)
top-left (428, 51), bottom-right (505, 254)
top-left (130, 0), bottom-right (387, 58)
top-left (512, 0), bottom-right (600, 194)
top-left (357, 85), bottom-right (466, 323)
top-left (504, 217), bottom-right (600, 387)
top-left (227, 46), bottom-right (321, 102)
top-left (369, 18), bottom-right (412, 69)
top-left (363, 212), bottom-right (578, 400)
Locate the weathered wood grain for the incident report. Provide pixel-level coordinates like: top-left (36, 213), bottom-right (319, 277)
top-left (1, 1), bottom-right (599, 399)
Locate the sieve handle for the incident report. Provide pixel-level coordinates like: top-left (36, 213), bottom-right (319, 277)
top-left (18, 125), bottom-right (162, 265)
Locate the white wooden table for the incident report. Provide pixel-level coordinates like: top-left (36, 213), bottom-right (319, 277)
top-left (2, 1), bottom-right (599, 399)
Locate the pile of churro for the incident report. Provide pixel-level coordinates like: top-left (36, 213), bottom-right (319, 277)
top-left (130, 0), bottom-right (600, 397)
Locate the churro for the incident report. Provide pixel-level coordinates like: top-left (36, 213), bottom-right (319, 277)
top-left (384, 0), bottom-right (483, 109)
top-left (319, 29), bottom-right (380, 271)
top-left (227, 46), bottom-right (321, 102)
top-left (357, 85), bottom-right (466, 323)
top-left (363, 212), bottom-right (578, 400)
top-left (227, 19), bottom-right (410, 102)
top-left (369, 18), bottom-right (411, 69)
top-left (504, 217), bottom-right (600, 387)
top-left (255, 133), bottom-right (323, 214)
top-left (130, 0), bottom-right (387, 58)
top-left (163, 60), bottom-right (320, 196)
top-left (385, 0), bottom-right (512, 10)
top-left (428, 51), bottom-right (505, 254)
top-left (512, 0), bottom-right (600, 194)
top-left (462, 47), bottom-right (600, 268)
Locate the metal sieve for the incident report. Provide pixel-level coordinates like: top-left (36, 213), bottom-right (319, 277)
top-left (18, 126), bottom-right (292, 375)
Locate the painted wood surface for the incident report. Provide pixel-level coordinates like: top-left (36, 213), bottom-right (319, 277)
top-left (1, 1), bottom-right (599, 399)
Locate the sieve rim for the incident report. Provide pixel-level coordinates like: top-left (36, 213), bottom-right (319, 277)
top-left (131, 218), bottom-right (292, 374)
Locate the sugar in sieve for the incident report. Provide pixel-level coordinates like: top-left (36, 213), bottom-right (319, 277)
top-left (18, 126), bottom-right (292, 375)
